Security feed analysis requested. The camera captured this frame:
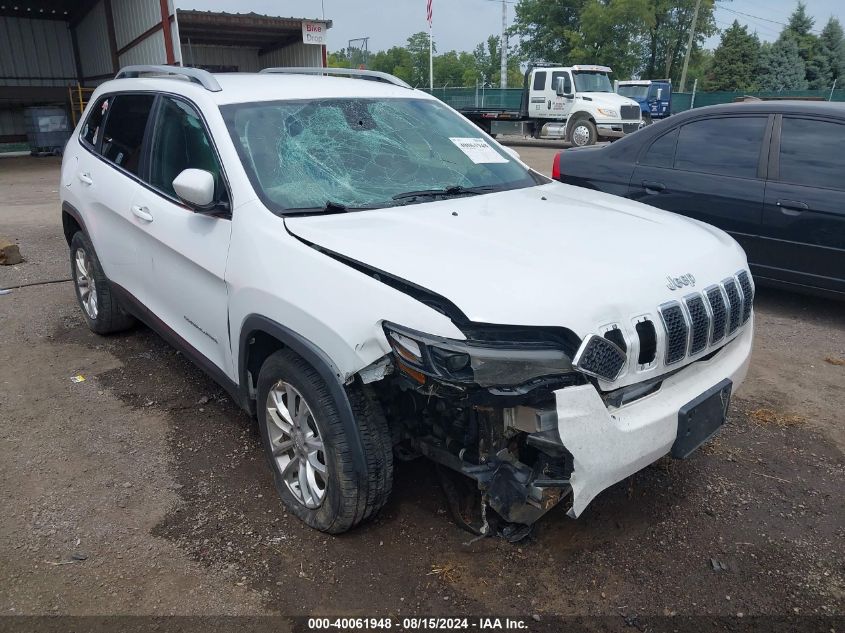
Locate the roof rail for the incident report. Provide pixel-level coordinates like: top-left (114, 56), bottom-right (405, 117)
top-left (260, 67), bottom-right (411, 89)
top-left (114, 65), bottom-right (222, 92)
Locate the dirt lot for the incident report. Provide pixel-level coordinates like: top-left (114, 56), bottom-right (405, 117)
top-left (0, 154), bottom-right (843, 626)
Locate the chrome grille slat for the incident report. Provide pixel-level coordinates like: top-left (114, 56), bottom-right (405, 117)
top-left (723, 278), bottom-right (742, 335)
top-left (684, 294), bottom-right (709, 355)
top-left (705, 285), bottom-right (728, 344)
top-left (737, 271), bottom-right (754, 323)
top-left (658, 302), bottom-right (689, 365)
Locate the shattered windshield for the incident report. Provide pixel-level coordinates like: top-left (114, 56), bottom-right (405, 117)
top-left (573, 72), bottom-right (613, 93)
top-left (221, 98), bottom-right (542, 213)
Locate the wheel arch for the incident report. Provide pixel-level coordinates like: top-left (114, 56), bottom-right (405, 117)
top-left (566, 111), bottom-right (596, 140)
top-left (238, 314), bottom-right (368, 475)
top-left (61, 201), bottom-right (87, 245)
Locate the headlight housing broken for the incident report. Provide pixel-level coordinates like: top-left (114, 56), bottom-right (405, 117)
top-left (383, 322), bottom-right (575, 388)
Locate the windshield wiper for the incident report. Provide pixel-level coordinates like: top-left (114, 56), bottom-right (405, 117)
top-left (284, 200), bottom-right (371, 216)
top-left (391, 185), bottom-right (496, 202)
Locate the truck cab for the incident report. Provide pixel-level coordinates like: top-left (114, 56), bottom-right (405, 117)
top-left (616, 79), bottom-right (672, 124)
top-left (520, 64), bottom-right (641, 145)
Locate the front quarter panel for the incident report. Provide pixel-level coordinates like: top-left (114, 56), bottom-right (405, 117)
top-left (226, 200), bottom-right (466, 384)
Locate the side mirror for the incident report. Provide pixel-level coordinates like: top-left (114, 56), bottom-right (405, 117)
top-left (656, 88), bottom-right (663, 100)
top-left (501, 146), bottom-right (521, 161)
top-left (173, 168), bottom-right (217, 211)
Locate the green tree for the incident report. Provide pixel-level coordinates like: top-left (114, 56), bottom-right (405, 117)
top-left (758, 34), bottom-right (808, 90)
top-left (569, 0), bottom-right (652, 78)
top-left (511, 0), bottom-right (588, 63)
top-left (405, 31), bottom-right (434, 87)
top-left (643, 0), bottom-right (719, 82)
top-left (783, 2), bottom-right (828, 88)
top-left (818, 17), bottom-right (845, 86)
top-left (706, 20), bottom-right (761, 91)
top-left (368, 46), bottom-right (414, 84)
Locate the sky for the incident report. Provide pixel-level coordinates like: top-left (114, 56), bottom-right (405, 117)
top-left (175, 0), bottom-right (845, 54)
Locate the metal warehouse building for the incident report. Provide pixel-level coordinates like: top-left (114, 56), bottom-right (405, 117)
top-left (0, 1), bottom-right (331, 145)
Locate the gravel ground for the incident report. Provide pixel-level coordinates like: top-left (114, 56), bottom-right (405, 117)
top-left (0, 155), bottom-right (842, 626)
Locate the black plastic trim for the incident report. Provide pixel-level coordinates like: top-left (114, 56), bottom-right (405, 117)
top-left (109, 282), bottom-right (245, 410)
top-left (238, 314), bottom-right (368, 477)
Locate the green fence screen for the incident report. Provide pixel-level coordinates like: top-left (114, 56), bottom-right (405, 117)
top-left (426, 87), bottom-right (845, 115)
top-left (671, 89), bottom-right (845, 114)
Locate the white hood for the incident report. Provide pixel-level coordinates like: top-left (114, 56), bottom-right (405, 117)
top-left (284, 182), bottom-right (748, 339)
top-left (579, 92), bottom-right (639, 111)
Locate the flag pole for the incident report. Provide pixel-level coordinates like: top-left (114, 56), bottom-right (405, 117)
top-left (429, 16), bottom-right (433, 90)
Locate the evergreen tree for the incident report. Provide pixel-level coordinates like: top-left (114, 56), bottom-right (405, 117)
top-left (706, 20), bottom-right (761, 91)
top-left (758, 34), bottom-right (808, 91)
top-left (784, 1), bottom-right (828, 88)
top-left (819, 17), bottom-right (845, 85)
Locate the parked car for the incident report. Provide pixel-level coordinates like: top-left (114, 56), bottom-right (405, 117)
top-left (552, 101), bottom-right (845, 299)
top-left (61, 65), bottom-right (754, 536)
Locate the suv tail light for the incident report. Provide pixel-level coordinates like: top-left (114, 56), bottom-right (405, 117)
top-left (551, 152), bottom-right (562, 180)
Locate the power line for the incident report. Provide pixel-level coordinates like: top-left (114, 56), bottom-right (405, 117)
top-left (715, 2), bottom-right (824, 35)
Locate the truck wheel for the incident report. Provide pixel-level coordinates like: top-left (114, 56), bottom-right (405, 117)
top-left (570, 120), bottom-right (597, 147)
top-left (642, 113), bottom-right (653, 126)
top-left (69, 231), bottom-right (135, 334)
top-left (257, 349), bottom-right (393, 533)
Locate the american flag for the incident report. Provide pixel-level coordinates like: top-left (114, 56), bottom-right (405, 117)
top-left (426, 0), bottom-right (433, 26)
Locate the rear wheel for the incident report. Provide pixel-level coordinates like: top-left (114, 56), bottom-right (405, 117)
top-left (70, 231), bottom-right (135, 334)
top-left (570, 119), bottom-right (597, 147)
top-left (257, 349), bottom-right (393, 533)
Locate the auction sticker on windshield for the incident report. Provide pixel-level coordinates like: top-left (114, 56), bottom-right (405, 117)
top-left (449, 137), bottom-right (510, 164)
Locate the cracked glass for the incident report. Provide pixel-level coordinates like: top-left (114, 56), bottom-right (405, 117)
top-left (222, 98), bottom-right (543, 214)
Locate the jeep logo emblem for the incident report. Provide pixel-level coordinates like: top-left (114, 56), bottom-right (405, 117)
top-left (666, 274), bottom-right (695, 291)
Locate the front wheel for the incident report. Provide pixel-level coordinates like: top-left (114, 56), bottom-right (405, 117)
top-left (569, 119), bottom-right (597, 147)
top-left (257, 349), bottom-right (393, 533)
top-left (642, 113), bottom-right (653, 126)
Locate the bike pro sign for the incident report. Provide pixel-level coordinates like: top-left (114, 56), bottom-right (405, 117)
top-left (302, 21), bottom-right (328, 45)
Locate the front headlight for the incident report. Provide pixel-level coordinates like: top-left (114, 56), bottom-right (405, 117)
top-left (597, 107), bottom-right (619, 118)
top-left (383, 322), bottom-right (573, 388)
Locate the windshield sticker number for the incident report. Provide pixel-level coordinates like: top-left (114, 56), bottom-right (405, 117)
top-left (449, 137), bottom-right (509, 164)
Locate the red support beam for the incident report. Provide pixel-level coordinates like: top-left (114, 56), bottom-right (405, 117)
top-left (160, 0), bottom-right (176, 65)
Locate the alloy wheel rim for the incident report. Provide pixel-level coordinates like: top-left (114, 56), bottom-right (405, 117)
top-left (74, 247), bottom-right (98, 319)
top-left (266, 381), bottom-right (327, 509)
top-left (572, 125), bottom-right (591, 146)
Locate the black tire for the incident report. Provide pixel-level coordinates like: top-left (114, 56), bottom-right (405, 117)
top-left (69, 231), bottom-right (135, 335)
top-left (256, 349), bottom-right (393, 533)
top-left (643, 113), bottom-right (653, 126)
top-left (569, 118), bottom-right (597, 146)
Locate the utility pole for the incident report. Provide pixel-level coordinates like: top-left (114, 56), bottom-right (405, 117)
top-left (679, 0), bottom-right (702, 93)
top-left (500, 0), bottom-right (508, 88)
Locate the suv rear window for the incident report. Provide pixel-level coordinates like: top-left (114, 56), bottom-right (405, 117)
top-left (99, 94), bottom-right (155, 175)
top-left (674, 116), bottom-right (766, 178)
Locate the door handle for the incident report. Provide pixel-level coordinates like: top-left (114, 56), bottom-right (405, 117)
top-left (776, 199), bottom-right (809, 215)
top-left (642, 180), bottom-right (666, 194)
top-left (78, 172), bottom-right (93, 186)
top-left (131, 205), bottom-right (153, 222)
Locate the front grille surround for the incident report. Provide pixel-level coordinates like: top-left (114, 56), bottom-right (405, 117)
top-left (621, 105), bottom-right (640, 120)
top-left (573, 334), bottom-right (628, 382)
top-left (575, 271), bottom-right (753, 384)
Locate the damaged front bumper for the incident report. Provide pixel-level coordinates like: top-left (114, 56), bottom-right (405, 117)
top-left (558, 321), bottom-right (753, 516)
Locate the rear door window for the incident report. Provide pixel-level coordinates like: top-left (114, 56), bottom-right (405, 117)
top-left (81, 97), bottom-right (110, 149)
top-left (532, 71), bottom-right (547, 91)
top-left (674, 116), bottom-right (767, 178)
top-left (99, 94), bottom-right (156, 176)
top-left (778, 117), bottom-right (845, 190)
top-left (640, 128), bottom-right (679, 168)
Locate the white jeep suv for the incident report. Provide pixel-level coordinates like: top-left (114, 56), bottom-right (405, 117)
top-left (60, 66), bottom-right (754, 536)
